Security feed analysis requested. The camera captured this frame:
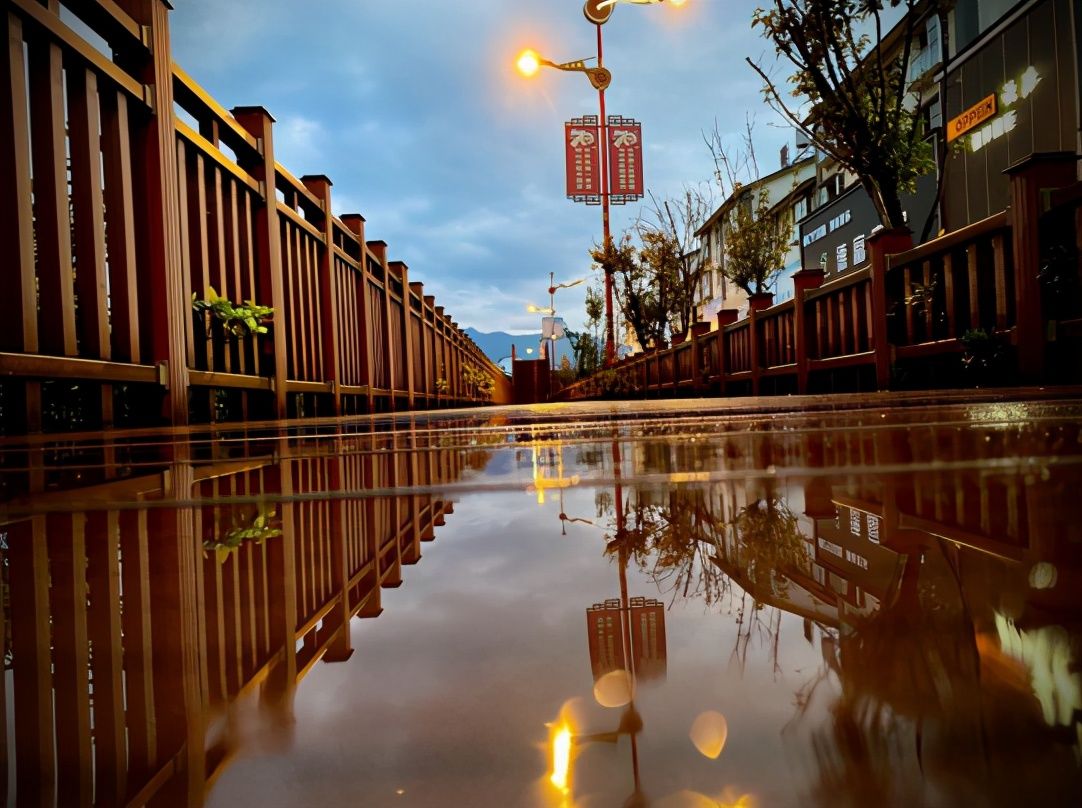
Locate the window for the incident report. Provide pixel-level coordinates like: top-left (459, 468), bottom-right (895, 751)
top-left (793, 196), bottom-right (809, 221)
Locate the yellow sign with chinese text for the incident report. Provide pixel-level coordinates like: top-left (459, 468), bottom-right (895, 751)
top-left (947, 94), bottom-right (997, 142)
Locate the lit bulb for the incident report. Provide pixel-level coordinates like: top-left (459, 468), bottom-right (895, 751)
top-left (516, 49), bottom-right (541, 77)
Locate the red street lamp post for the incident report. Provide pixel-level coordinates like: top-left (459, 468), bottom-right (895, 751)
top-left (518, 0), bottom-right (686, 366)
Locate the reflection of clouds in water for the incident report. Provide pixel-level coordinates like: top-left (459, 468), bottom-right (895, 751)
top-left (205, 485), bottom-right (840, 808)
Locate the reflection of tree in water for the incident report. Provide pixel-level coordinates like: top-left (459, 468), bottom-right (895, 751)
top-left (598, 486), bottom-right (731, 606)
top-left (800, 545), bottom-right (981, 807)
top-left (798, 539), bottom-right (1081, 807)
top-left (728, 491), bottom-right (807, 600)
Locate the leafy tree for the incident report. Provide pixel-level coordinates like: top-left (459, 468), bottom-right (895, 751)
top-left (591, 234), bottom-right (668, 351)
top-left (723, 188), bottom-right (793, 295)
top-left (747, 0), bottom-right (937, 229)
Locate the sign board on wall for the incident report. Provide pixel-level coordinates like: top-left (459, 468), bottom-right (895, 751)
top-left (607, 116), bottom-right (644, 203)
top-left (565, 116), bottom-right (601, 203)
top-left (946, 93), bottom-right (997, 142)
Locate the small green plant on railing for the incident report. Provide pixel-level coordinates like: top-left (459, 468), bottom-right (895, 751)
top-left (435, 377), bottom-right (449, 394)
top-left (192, 286), bottom-right (274, 338)
top-left (462, 362), bottom-right (495, 400)
top-left (903, 277), bottom-right (945, 329)
top-left (203, 506), bottom-right (282, 564)
top-left (960, 328), bottom-right (1011, 386)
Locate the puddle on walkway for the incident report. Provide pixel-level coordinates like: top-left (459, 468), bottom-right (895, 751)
top-left (2, 394), bottom-right (1081, 807)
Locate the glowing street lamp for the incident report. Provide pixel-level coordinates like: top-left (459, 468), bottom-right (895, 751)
top-left (514, 49), bottom-right (612, 91)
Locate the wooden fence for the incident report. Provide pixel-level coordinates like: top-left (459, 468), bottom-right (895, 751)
top-left (0, 422), bottom-right (471, 806)
top-left (564, 153), bottom-right (1082, 400)
top-left (0, 0), bottom-right (510, 437)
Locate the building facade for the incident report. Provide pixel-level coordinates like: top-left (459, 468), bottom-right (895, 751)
top-left (695, 154), bottom-right (816, 325)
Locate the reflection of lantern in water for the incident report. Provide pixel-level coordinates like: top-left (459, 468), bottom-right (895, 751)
top-left (689, 710), bottom-right (729, 759)
top-left (593, 668), bottom-right (633, 707)
top-left (550, 721), bottom-right (573, 793)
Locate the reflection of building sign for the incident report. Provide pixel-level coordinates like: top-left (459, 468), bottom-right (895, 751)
top-left (947, 93), bottom-right (997, 142)
top-left (587, 599), bottom-right (626, 679)
top-left (565, 117), bottom-right (601, 203)
top-left (819, 537), bottom-right (844, 557)
top-left (845, 549), bottom-right (869, 570)
top-left (585, 596), bottom-right (667, 682)
top-left (629, 596), bottom-right (666, 682)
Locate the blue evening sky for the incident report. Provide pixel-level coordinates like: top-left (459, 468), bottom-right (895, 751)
top-left (169, 0), bottom-right (792, 334)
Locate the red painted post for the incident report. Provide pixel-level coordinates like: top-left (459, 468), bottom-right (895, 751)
top-left (690, 321), bottom-right (710, 392)
top-left (389, 262), bottom-right (415, 410)
top-left (747, 293), bottom-right (773, 397)
top-left (867, 228), bottom-right (913, 390)
top-left (367, 240), bottom-right (392, 410)
top-left (410, 282), bottom-right (426, 401)
top-left (792, 268), bottom-right (825, 394)
top-left (233, 106), bottom-right (289, 419)
top-left (716, 309), bottom-right (739, 397)
top-left (1004, 152), bottom-right (1077, 384)
top-left (117, 0), bottom-right (189, 425)
top-left (301, 175), bottom-right (341, 415)
top-left (339, 214), bottom-right (373, 412)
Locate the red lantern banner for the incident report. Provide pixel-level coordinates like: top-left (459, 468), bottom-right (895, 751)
top-left (607, 116), bottom-right (644, 203)
top-left (565, 116), bottom-right (601, 204)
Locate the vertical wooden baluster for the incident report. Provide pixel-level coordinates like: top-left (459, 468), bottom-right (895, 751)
top-left (101, 89), bottom-right (141, 363)
top-left (943, 252), bottom-right (956, 339)
top-left (9, 517), bottom-right (55, 805)
top-left (967, 243), bottom-right (980, 332)
top-left (992, 233), bottom-right (1008, 331)
top-left (86, 511), bottom-right (127, 804)
top-left (28, 28), bottom-right (77, 357)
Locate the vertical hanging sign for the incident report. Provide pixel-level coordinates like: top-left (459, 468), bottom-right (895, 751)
top-left (607, 116), bottom-right (644, 204)
top-left (565, 116), bottom-right (601, 204)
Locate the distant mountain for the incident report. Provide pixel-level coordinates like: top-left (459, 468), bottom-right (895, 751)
top-left (464, 327), bottom-right (573, 370)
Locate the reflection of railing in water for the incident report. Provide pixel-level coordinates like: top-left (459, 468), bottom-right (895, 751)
top-left (1, 438), bottom-right (464, 806)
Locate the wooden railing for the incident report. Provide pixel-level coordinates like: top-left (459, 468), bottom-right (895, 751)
top-left (563, 153), bottom-right (1080, 400)
top-left (0, 1), bottom-right (510, 436)
top-left (0, 423), bottom-right (473, 805)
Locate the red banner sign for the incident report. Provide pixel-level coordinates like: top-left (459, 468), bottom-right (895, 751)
top-left (607, 116), bottom-right (644, 203)
top-left (565, 116), bottom-right (601, 203)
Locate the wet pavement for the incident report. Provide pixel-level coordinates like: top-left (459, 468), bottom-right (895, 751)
top-left (2, 391), bottom-right (1081, 807)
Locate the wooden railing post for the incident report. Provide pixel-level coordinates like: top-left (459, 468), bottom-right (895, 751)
top-left (716, 309), bottom-right (738, 397)
top-left (1004, 152), bottom-right (1078, 383)
top-left (867, 228), bottom-right (913, 390)
top-left (390, 261), bottom-right (416, 410)
top-left (435, 306), bottom-right (446, 403)
top-left (233, 106), bottom-right (288, 418)
top-left (690, 321), bottom-right (710, 392)
top-left (117, 0), bottom-right (189, 425)
top-left (793, 268), bottom-right (825, 394)
top-left (301, 175), bottom-right (342, 415)
top-left (1, 12), bottom-right (41, 431)
top-left (339, 214), bottom-right (373, 412)
top-left (410, 282), bottom-right (427, 400)
top-left (747, 293), bottom-right (773, 397)
top-left (367, 240), bottom-right (393, 410)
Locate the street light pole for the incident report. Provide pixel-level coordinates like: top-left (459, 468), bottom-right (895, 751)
top-left (596, 22), bottom-right (616, 366)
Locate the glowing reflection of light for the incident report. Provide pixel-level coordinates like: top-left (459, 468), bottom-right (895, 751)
top-left (995, 612), bottom-right (1082, 729)
top-left (550, 723), bottom-right (572, 793)
top-left (593, 669), bottom-right (633, 707)
top-left (1028, 561), bottom-right (1057, 590)
top-left (689, 710), bottom-right (729, 759)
